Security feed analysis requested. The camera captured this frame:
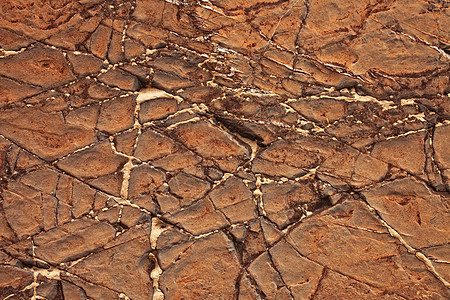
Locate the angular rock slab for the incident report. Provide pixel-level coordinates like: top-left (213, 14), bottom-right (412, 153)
top-left (0, 107), bottom-right (96, 161)
top-left (287, 200), bottom-right (450, 299)
top-left (0, 46), bottom-right (75, 88)
top-left (362, 177), bottom-right (450, 249)
top-left (159, 232), bottom-right (241, 299)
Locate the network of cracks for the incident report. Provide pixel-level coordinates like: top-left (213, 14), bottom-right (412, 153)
top-left (0, 0), bottom-right (449, 299)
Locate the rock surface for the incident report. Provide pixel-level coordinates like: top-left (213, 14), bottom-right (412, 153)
top-left (0, 0), bottom-right (449, 299)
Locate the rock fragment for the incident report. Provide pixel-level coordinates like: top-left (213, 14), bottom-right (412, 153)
top-left (159, 232), bottom-right (240, 299)
top-left (0, 46), bottom-right (75, 88)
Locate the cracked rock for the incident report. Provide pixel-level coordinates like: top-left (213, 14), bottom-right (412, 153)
top-left (1, 0), bottom-right (449, 298)
top-left (159, 232), bottom-right (240, 299)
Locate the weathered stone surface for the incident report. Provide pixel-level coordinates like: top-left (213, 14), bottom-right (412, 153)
top-left (168, 172), bottom-right (210, 203)
top-left (66, 104), bottom-right (99, 129)
top-left (0, 209), bottom-right (16, 247)
top-left (0, 137), bottom-right (10, 176)
top-left (252, 158), bottom-right (306, 178)
top-left (87, 81), bottom-right (122, 100)
top-left (238, 274), bottom-right (262, 300)
top-left (0, 0), bottom-right (100, 39)
top-left (314, 269), bottom-right (404, 299)
top-left (152, 149), bottom-right (203, 172)
top-left (156, 226), bottom-right (192, 268)
top-left (0, 266), bottom-right (33, 299)
top-left (270, 240), bottom-right (324, 299)
top-left (320, 146), bottom-right (359, 179)
top-left (0, 28), bottom-right (33, 51)
top-left (171, 119), bottom-right (249, 164)
top-left (290, 98), bottom-right (348, 123)
top-left (210, 176), bottom-right (251, 208)
top-left (99, 68), bottom-right (142, 91)
top-left (87, 24), bottom-right (112, 59)
top-left (261, 181), bottom-right (317, 228)
top-left (2, 181), bottom-right (43, 239)
top-left (67, 53), bottom-right (104, 76)
top-left (61, 274), bottom-right (121, 299)
top-left (134, 128), bottom-right (178, 161)
top-left (20, 168), bottom-right (58, 195)
top-left (128, 165), bottom-right (165, 199)
top-left (179, 86), bottom-right (222, 103)
top-left (372, 131), bottom-right (427, 175)
top-left (362, 177), bottom-right (450, 249)
top-left (159, 232), bottom-right (240, 299)
top-left (151, 71), bottom-right (195, 91)
top-left (0, 46), bottom-right (75, 88)
top-left (248, 252), bottom-right (286, 298)
top-left (45, 16), bottom-right (101, 51)
top-left (57, 142), bottom-right (127, 196)
top-left (237, 220), bottom-right (267, 264)
top-left (120, 206), bottom-right (150, 227)
top-left (258, 139), bottom-right (324, 171)
top-left (97, 96), bottom-right (136, 134)
top-left (209, 176), bottom-right (256, 222)
top-left (57, 142), bottom-right (126, 178)
top-left (288, 201), bottom-right (450, 298)
top-left (215, 115), bottom-right (278, 146)
top-left (35, 279), bottom-right (64, 300)
top-left (423, 244), bottom-right (450, 284)
top-left (1, 0), bottom-right (450, 298)
top-left (434, 125), bottom-right (450, 186)
top-left (0, 77), bottom-right (42, 107)
top-left (353, 153), bottom-right (389, 183)
top-left (139, 97), bottom-right (178, 122)
top-left (113, 129), bottom-right (138, 156)
top-left (69, 230), bottom-right (153, 299)
top-left (166, 197), bottom-right (229, 235)
top-left (0, 107), bottom-right (96, 161)
top-left (34, 218), bottom-right (116, 265)
top-left (61, 280), bottom-right (89, 299)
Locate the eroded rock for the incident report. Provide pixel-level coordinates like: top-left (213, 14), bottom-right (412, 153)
top-left (34, 218), bottom-right (116, 265)
top-left (159, 232), bottom-right (240, 299)
top-left (362, 177), bottom-right (450, 249)
top-left (1, 0), bottom-right (449, 298)
top-left (0, 46), bottom-right (75, 88)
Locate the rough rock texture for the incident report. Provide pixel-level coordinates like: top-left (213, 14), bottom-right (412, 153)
top-left (0, 0), bottom-right (449, 299)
